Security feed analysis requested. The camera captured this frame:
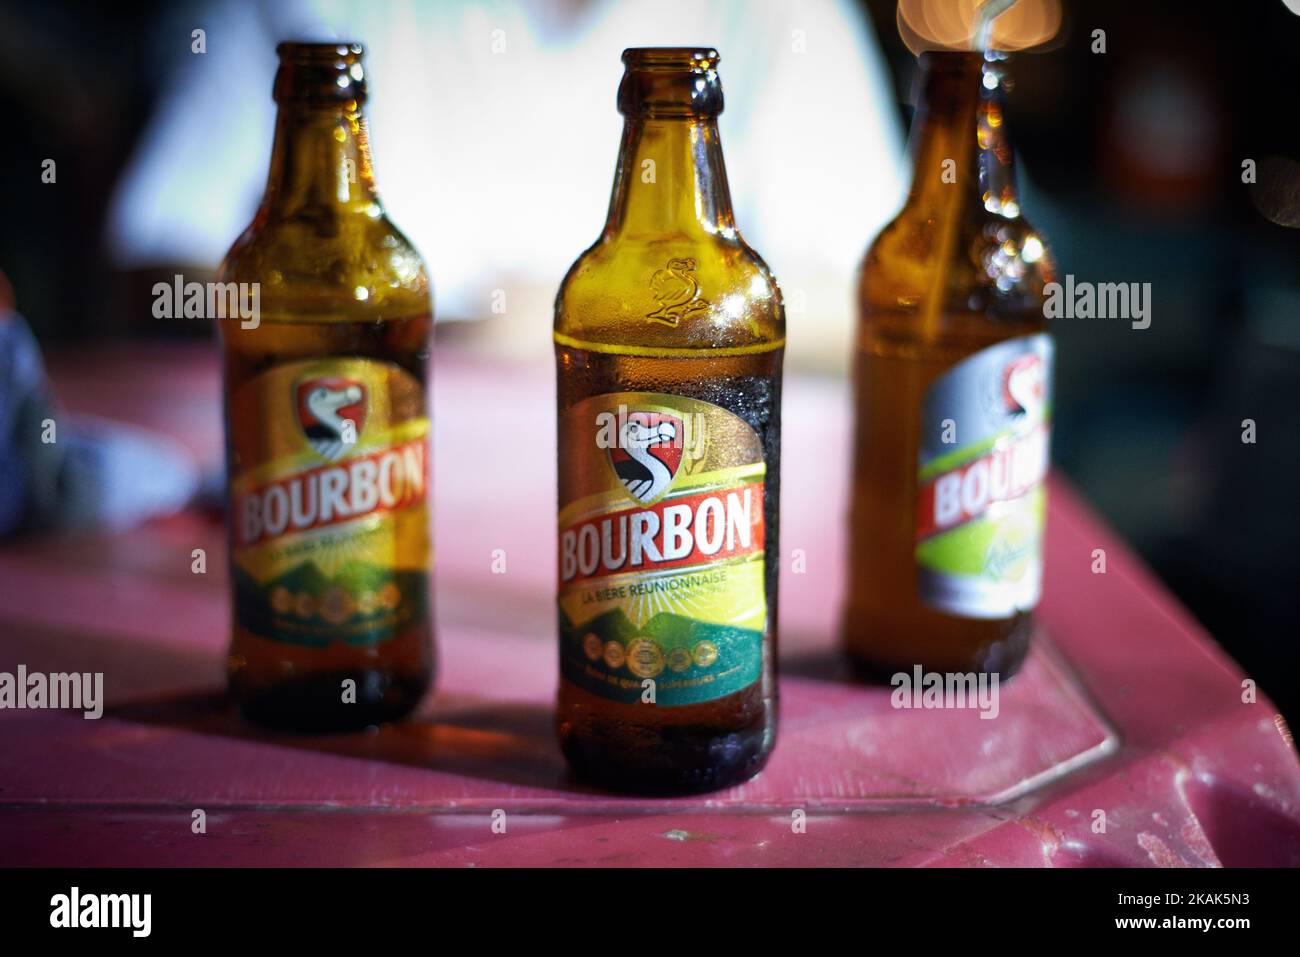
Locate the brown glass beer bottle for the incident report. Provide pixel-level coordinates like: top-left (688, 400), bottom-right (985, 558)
top-left (218, 43), bottom-right (434, 730)
top-left (554, 49), bottom-right (784, 792)
top-left (843, 51), bottom-right (1055, 678)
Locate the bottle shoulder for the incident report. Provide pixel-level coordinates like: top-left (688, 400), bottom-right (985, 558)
top-left (219, 206), bottom-right (432, 319)
top-left (555, 232), bottom-right (785, 353)
top-left (859, 206), bottom-right (1055, 335)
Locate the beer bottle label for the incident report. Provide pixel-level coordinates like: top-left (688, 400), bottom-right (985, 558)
top-left (227, 358), bottom-right (430, 647)
top-left (914, 334), bottom-right (1052, 619)
top-left (557, 392), bottom-right (766, 706)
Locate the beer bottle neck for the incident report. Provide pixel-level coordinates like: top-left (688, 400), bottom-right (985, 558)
top-left (261, 42), bottom-right (380, 218)
top-left (906, 52), bottom-right (1020, 219)
top-left (263, 104), bottom-right (380, 215)
top-left (604, 48), bottom-right (735, 240)
top-left (605, 117), bottom-right (735, 239)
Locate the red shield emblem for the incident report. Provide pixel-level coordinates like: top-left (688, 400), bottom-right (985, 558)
top-left (608, 411), bottom-right (685, 503)
top-left (1003, 354), bottom-right (1045, 418)
top-left (295, 377), bottom-right (367, 461)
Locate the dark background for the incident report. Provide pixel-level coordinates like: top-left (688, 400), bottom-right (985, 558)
top-left (1, 0), bottom-right (1297, 715)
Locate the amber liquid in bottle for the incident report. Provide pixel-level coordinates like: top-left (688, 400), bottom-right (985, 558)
top-left (843, 51), bottom-right (1055, 678)
top-left (218, 43), bottom-right (434, 730)
top-left (554, 49), bottom-right (784, 792)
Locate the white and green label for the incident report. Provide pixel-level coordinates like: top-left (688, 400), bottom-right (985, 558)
top-left (914, 335), bottom-right (1053, 619)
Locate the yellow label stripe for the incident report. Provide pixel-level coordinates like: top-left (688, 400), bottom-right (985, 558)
top-left (559, 548), bottom-right (765, 594)
top-left (554, 331), bottom-right (785, 359)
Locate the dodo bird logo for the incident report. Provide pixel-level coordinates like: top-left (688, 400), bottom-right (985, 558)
top-left (608, 411), bottom-right (684, 504)
top-left (1002, 354), bottom-right (1046, 420)
top-left (295, 377), bottom-right (367, 461)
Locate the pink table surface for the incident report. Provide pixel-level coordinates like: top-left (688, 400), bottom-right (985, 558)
top-left (0, 342), bottom-right (1297, 867)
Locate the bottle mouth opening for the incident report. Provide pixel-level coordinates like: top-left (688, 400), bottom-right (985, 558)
top-left (622, 47), bottom-right (719, 73)
top-left (277, 41), bottom-right (364, 62)
top-left (618, 47), bottom-right (723, 117)
top-left (274, 41), bottom-right (367, 103)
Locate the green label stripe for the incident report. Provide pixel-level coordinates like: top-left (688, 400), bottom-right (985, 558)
top-left (567, 548), bottom-right (762, 598)
top-left (918, 428), bottom-right (1012, 482)
top-left (233, 562), bottom-right (426, 649)
top-left (559, 607), bottom-right (762, 707)
top-left (917, 405), bottom-right (1054, 482)
top-left (916, 484), bottom-right (1046, 577)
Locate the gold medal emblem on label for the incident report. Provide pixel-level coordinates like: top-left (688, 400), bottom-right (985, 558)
top-left (626, 638), bottom-right (666, 679)
top-left (602, 641), bottom-right (627, 670)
